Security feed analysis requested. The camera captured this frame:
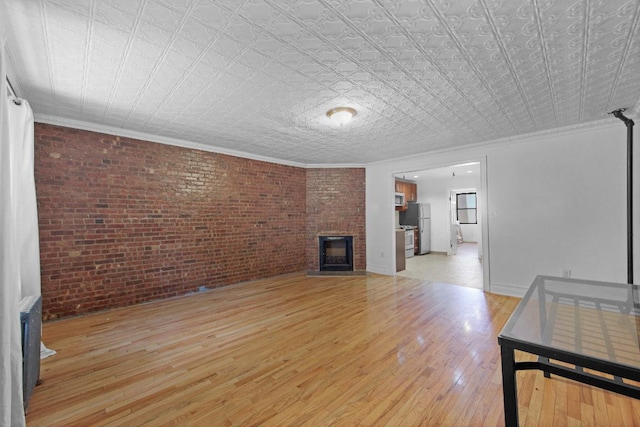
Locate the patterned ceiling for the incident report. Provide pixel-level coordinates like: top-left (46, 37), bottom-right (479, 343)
top-left (2, 0), bottom-right (640, 165)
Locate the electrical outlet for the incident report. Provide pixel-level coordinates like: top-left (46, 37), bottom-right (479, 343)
top-left (562, 269), bottom-right (571, 278)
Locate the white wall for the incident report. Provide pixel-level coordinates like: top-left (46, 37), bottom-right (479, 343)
top-left (460, 223), bottom-right (479, 244)
top-left (366, 167), bottom-right (397, 275)
top-left (416, 174), bottom-right (481, 252)
top-left (366, 120), bottom-right (630, 296)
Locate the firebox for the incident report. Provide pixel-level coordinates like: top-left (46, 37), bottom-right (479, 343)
top-left (319, 236), bottom-right (353, 271)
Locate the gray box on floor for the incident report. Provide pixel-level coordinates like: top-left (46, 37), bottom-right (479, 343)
top-left (20, 295), bottom-right (42, 413)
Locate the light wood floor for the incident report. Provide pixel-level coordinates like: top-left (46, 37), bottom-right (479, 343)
top-left (28, 273), bottom-right (640, 426)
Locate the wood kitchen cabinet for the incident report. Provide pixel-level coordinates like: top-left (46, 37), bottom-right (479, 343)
top-left (394, 179), bottom-right (418, 211)
top-left (414, 229), bottom-right (419, 255)
top-left (395, 229), bottom-right (405, 271)
top-left (405, 182), bottom-right (417, 202)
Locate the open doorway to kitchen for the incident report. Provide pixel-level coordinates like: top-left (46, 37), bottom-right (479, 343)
top-left (395, 162), bottom-right (485, 290)
top-left (397, 242), bottom-right (483, 289)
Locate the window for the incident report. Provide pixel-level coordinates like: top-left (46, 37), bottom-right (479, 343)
top-left (456, 192), bottom-right (477, 224)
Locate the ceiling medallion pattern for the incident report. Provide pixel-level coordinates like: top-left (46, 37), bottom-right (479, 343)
top-left (1, 0), bottom-right (639, 164)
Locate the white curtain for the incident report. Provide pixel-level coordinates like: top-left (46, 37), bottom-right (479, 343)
top-left (7, 74), bottom-right (54, 361)
top-left (10, 92), bottom-right (39, 300)
top-left (0, 31), bottom-right (27, 426)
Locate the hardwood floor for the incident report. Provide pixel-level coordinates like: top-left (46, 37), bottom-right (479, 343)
top-left (28, 273), bottom-right (640, 426)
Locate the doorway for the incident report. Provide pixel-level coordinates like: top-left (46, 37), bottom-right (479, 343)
top-left (395, 162), bottom-right (485, 290)
top-left (397, 242), bottom-right (483, 289)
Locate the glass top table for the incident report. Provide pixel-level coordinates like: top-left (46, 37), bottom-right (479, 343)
top-left (498, 275), bottom-right (640, 426)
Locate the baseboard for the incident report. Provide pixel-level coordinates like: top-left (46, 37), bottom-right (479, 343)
top-left (366, 263), bottom-right (395, 276)
top-left (422, 251), bottom-right (447, 255)
top-left (490, 282), bottom-right (527, 298)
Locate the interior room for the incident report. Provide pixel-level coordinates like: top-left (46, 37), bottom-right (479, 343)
top-left (395, 163), bottom-right (484, 289)
top-left (2, 1), bottom-right (640, 426)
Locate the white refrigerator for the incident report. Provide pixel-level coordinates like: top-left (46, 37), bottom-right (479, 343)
top-left (399, 203), bottom-right (431, 254)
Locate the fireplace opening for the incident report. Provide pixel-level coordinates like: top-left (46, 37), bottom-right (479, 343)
top-left (319, 236), bottom-right (353, 271)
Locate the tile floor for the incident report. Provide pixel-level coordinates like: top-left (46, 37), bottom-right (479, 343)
top-left (397, 242), bottom-right (483, 289)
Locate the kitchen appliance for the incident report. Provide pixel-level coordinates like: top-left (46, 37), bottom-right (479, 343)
top-left (400, 203), bottom-right (431, 254)
top-left (394, 192), bottom-right (405, 207)
top-left (404, 228), bottom-right (414, 258)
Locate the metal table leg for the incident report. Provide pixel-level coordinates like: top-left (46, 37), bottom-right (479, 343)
top-left (500, 345), bottom-right (519, 426)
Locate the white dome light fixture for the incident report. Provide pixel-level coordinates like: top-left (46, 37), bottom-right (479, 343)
top-left (327, 107), bottom-right (356, 126)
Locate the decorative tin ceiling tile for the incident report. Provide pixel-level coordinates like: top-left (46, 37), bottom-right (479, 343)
top-left (1, 0), bottom-right (639, 164)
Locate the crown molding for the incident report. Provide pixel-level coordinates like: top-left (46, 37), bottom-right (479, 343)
top-left (368, 117), bottom-right (621, 167)
top-left (34, 114), bottom-right (309, 168)
top-left (34, 114), bottom-right (626, 171)
top-left (305, 163), bottom-right (366, 169)
top-left (465, 117), bottom-right (621, 150)
top-left (34, 114), bottom-right (367, 169)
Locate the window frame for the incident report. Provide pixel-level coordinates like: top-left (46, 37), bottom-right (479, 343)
top-left (456, 192), bottom-right (477, 225)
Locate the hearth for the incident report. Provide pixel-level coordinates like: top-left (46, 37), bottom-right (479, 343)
top-left (319, 236), bottom-right (353, 271)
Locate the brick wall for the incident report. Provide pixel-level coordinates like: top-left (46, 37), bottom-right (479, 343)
top-left (35, 123), bottom-right (308, 319)
top-left (305, 168), bottom-right (366, 271)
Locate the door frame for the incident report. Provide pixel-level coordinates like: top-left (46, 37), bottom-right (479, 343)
top-left (392, 157), bottom-right (490, 292)
top-left (448, 190), bottom-right (458, 256)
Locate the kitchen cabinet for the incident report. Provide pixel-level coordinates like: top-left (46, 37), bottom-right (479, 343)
top-left (414, 229), bottom-right (419, 255)
top-left (405, 182), bottom-right (417, 202)
top-left (394, 179), bottom-right (418, 211)
top-left (395, 229), bottom-right (405, 271)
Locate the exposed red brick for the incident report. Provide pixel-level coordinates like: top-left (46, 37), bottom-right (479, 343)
top-left (35, 123), bottom-right (313, 319)
top-left (305, 168), bottom-right (366, 271)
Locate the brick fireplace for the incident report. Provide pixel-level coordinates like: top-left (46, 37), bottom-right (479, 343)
top-left (319, 236), bottom-right (353, 271)
top-left (306, 168), bottom-right (366, 272)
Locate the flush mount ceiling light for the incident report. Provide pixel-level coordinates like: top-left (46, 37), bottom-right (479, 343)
top-left (327, 107), bottom-right (356, 126)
